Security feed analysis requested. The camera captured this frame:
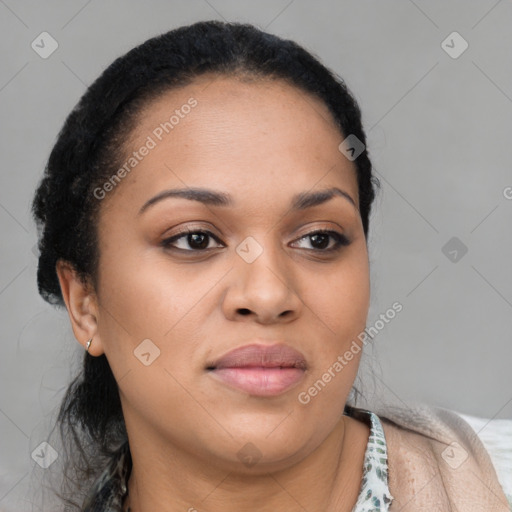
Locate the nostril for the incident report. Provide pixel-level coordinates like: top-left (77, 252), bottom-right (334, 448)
top-left (237, 308), bottom-right (251, 316)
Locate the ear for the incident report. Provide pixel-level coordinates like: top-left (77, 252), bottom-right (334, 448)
top-left (56, 259), bottom-right (104, 356)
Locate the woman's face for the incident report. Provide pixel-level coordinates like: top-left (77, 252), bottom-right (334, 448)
top-left (90, 75), bottom-right (370, 472)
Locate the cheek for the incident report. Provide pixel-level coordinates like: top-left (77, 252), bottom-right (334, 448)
top-left (296, 245), bottom-right (370, 398)
top-left (95, 246), bottom-right (225, 373)
top-left (295, 255), bottom-right (369, 411)
top-left (303, 246), bottom-right (370, 340)
top-left (97, 247), bottom-right (200, 336)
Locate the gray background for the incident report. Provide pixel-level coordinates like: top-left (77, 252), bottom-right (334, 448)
top-left (1, 1), bottom-right (511, 510)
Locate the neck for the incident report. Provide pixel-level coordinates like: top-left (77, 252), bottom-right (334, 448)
top-left (123, 414), bottom-right (368, 512)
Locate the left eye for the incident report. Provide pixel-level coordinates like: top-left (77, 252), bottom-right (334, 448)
top-left (291, 230), bottom-right (350, 251)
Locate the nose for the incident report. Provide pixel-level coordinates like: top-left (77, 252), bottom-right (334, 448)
top-left (221, 239), bottom-right (302, 325)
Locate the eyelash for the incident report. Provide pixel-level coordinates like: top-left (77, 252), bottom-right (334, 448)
top-left (160, 228), bottom-right (350, 254)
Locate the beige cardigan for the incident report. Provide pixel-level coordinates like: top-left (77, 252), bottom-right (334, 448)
top-left (352, 403), bottom-right (510, 511)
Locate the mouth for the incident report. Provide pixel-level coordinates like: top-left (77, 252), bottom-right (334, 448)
top-left (206, 343), bottom-right (307, 397)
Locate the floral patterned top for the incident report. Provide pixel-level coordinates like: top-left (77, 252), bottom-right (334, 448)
top-left (82, 406), bottom-right (393, 512)
top-left (348, 407), bottom-right (394, 511)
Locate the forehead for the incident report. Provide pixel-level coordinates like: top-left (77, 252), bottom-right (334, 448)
top-left (100, 74), bottom-right (359, 217)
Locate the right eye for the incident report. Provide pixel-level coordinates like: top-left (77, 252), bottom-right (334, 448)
top-left (160, 229), bottom-right (224, 252)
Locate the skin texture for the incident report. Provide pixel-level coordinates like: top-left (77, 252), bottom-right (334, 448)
top-left (57, 74), bottom-right (372, 512)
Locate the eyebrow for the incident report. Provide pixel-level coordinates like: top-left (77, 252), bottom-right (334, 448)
top-left (137, 186), bottom-right (357, 215)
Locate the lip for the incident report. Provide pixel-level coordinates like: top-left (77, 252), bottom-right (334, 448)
top-left (206, 343), bottom-right (307, 397)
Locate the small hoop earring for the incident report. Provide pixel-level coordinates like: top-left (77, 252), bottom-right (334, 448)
top-left (86, 338), bottom-right (93, 352)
